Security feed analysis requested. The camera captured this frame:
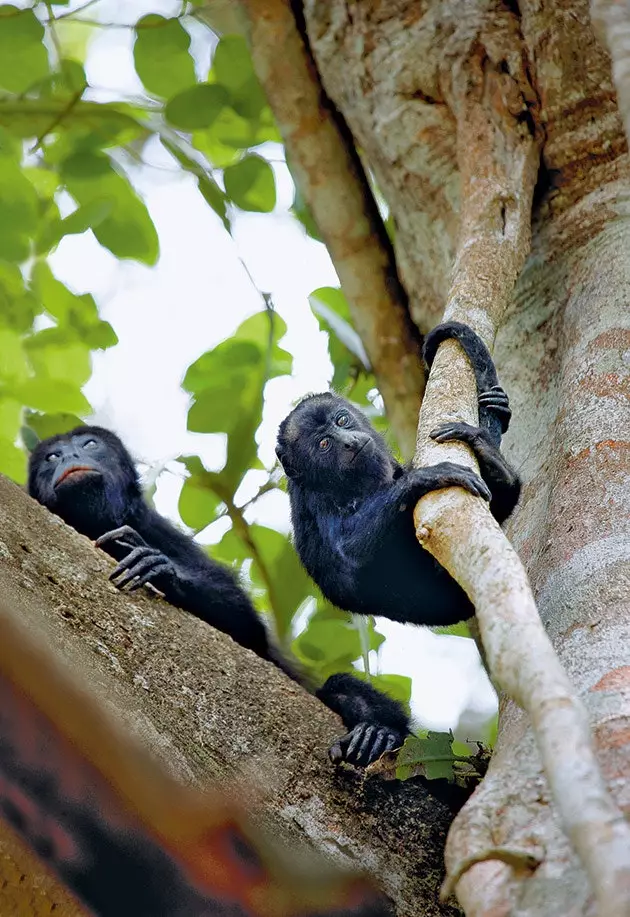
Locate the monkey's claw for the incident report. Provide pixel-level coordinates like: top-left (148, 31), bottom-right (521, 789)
top-left (96, 525), bottom-right (148, 552)
top-left (328, 723), bottom-right (402, 768)
top-left (108, 544), bottom-right (174, 591)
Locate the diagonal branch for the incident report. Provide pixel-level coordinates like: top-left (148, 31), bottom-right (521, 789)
top-left (236, 0), bottom-right (425, 458)
top-left (412, 35), bottom-right (630, 917)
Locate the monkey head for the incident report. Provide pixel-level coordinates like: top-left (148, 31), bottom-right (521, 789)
top-left (276, 393), bottom-right (399, 501)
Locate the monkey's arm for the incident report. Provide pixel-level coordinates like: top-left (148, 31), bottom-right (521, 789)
top-left (430, 423), bottom-right (521, 524)
top-left (317, 673), bottom-right (411, 767)
top-left (95, 522), bottom-right (273, 659)
top-left (338, 462), bottom-right (491, 559)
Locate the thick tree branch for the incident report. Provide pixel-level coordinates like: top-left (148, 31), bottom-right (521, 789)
top-left (0, 475), bottom-right (458, 917)
top-left (236, 0), bottom-right (425, 458)
top-left (410, 32), bottom-right (630, 917)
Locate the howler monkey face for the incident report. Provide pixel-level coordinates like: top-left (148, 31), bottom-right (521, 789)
top-left (27, 426), bottom-right (139, 518)
top-left (276, 394), bottom-right (396, 498)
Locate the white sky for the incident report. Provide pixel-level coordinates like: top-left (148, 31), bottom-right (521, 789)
top-left (45, 0), bottom-right (497, 736)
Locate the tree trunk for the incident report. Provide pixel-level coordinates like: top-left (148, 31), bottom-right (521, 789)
top-left (0, 475), bottom-right (458, 917)
top-left (301, 1), bottom-right (630, 914)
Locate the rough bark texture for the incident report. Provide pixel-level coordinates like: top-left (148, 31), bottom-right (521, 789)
top-left (0, 475), bottom-right (459, 917)
top-left (302, 0), bottom-right (630, 914)
top-left (238, 0), bottom-right (426, 458)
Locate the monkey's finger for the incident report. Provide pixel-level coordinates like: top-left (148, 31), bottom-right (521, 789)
top-left (429, 422), bottom-right (476, 443)
top-left (115, 557), bottom-right (169, 591)
top-left (328, 741), bottom-right (344, 765)
top-left (356, 725), bottom-right (379, 766)
top-left (347, 725), bottom-right (375, 766)
top-left (364, 727), bottom-right (389, 765)
top-left (344, 726), bottom-right (367, 762)
top-left (109, 546), bottom-right (153, 580)
top-left (383, 732), bottom-right (400, 754)
top-left (96, 526), bottom-right (147, 549)
top-left (127, 562), bottom-right (172, 591)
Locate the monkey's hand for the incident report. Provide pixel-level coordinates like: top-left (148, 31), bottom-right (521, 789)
top-left (328, 723), bottom-right (404, 768)
top-left (402, 463), bottom-right (492, 504)
top-left (95, 526), bottom-right (175, 592)
top-left (478, 384), bottom-right (511, 433)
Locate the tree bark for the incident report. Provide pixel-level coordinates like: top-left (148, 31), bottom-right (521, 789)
top-left (302, 1), bottom-right (630, 914)
top-left (0, 475), bottom-right (459, 917)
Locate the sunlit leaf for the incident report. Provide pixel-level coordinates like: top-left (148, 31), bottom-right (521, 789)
top-left (61, 151), bottom-right (159, 264)
top-left (224, 155), bottom-right (275, 212)
top-left (133, 15), bottom-right (196, 98)
top-left (25, 328), bottom-right (91, 386)
top-left (0, 437), bottom-right (26, 482)
top-left (0, 6), bottom-right (49, 94)
top-left (212, 35), bottom-right (266, 119)
top-left (24, 411), bottom-right (83, 443)
top-left (15, 378), bottom-right (90, 414)
top-left (0, 158), bottom-right (38, 261)
top-left (0, 262), bottom-right (37, 332)
top-left (160, 135), bottom-right (230, 232)
top-left (165, 84), bottom-right (228, 131)
top-left (0, 327), bottom-right (29, 383)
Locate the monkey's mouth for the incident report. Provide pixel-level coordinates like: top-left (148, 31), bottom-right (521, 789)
top-left (55, 465), bottom-right (101, 487)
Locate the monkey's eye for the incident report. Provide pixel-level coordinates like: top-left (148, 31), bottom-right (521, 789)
top-left (46, 452), bottom-right (60, 462)
top-left (83, 439), bottom-right (97, 449)
top-left (336, 414), bottom-right (349, 427)
top-left (319, 438), bottom-right (330, 450)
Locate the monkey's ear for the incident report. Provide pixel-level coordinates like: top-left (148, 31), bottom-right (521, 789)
top-left (275, 445), bottom-right (297, 478)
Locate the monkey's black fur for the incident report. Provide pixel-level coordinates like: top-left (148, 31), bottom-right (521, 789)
top-left (28, 427), bottom-right (410, 768)
top-left (276, 321), bottom-right (521, 629)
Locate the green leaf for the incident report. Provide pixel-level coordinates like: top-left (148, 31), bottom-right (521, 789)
top-left (291, 185), bottom-right (322, 242)
top-left (0, 327), bottom-right (29, 383)
top-left (0, 158), bottom-right (39, 262)
top-left (165, 84), bottom-right (228, 131)
top-left (133, 15), bottom-right (196, 98)
top-left (15, 378), bottom-right (90, 414)
top-left (61, 152), bottom-right (158, 265)
top-left (0, 437), bottom-right (26, 483)
top-left (248, 525), bottom-right (311, 638)
top-left (309, 286), bottom-right (370, 371)
top-left (224, 155), bottom-right (275, 213)
top-left (368, 674), bottom-right (412, 708)
top-left (160, 135), bottom-right (230, 232)
top-left (295, 618), bottom-right (362, 666)
top-left (0, 396), bottom-right (20, 441)
top-left (0, 262), bottom-right (37, 332)
top-left (37, 198), bottom-right (114, 254)
top-left (178, 466), bottom-right (222, 530)
top-left (0, 6), bottom-right (49, 94)
top-left (396, 732), bottom-right (456, 782)
top-left (25, 328), bottom-right (91, 386)
top-left (23, 411), bottom-right (83, 443)
top-left (211, 35), bottom-right (267, 119)
top-left (32, 263), bottom-right (117, 351)
top-left (0, 99), bottom-right (145, 146)
top-left (432, 621), bottom-right (473, 638)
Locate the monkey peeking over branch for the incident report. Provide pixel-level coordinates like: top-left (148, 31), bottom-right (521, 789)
top-left (27, 427), bottom-right (410, 770)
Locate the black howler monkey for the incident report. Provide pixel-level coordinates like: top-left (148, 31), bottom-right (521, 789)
top-left (275, 321), bottom-right (521, 629)
top-left (28, 427), bottom-right (410, 768)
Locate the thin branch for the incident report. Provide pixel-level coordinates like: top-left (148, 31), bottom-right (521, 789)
top-left (236, 0), bottom-right (425, 458)
top-left (410, 32), bottom-right (630, 917)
